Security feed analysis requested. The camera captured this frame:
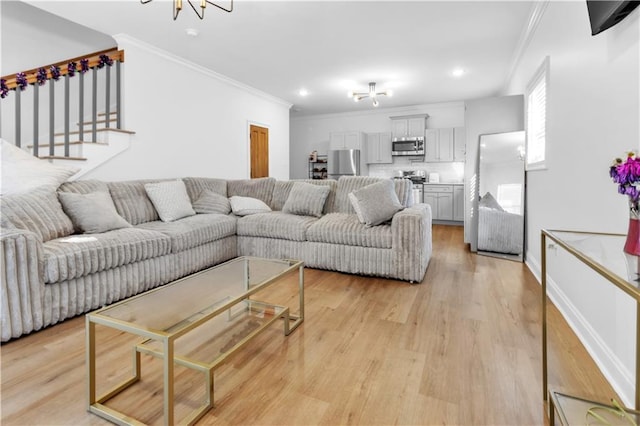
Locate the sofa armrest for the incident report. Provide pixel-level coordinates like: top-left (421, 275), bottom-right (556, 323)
top-left (391, 204), bottom-right (433, 282)
top-left (1, 227), bottom-right (45, 342)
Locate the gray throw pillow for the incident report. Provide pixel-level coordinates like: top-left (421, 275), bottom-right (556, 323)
top-left (58, 191), bottom-right (131, 234)
top-left (349, 179), bottom-right (404, 226)
top-left (479, 192), bottom-right (505, 211)
top-left (282, 182), bottom-right (331, 217)
top-left (192, 190), bottom-right (231, 215)
top-left (144, 180), bottom-right (196, 222)
top-left (229, 196), bottom-right (272, 216)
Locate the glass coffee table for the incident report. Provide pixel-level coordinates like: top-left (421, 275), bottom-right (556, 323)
top-left (86, 256), bottom-right (304, 426)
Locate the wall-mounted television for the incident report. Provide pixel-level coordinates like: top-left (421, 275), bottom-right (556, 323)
top-left (586, 1), bottom-right (640, 35)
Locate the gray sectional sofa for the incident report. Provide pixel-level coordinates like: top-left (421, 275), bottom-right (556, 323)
top-left (0, 176), bottom-right (432, 342)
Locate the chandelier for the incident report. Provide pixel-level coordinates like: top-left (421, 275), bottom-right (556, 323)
top-left (141, 0), bottom-right (233, 20)
top-left (347, 82), bottom-right (392, 107)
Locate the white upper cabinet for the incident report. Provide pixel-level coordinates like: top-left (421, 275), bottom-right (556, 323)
top-left (390, 115), bottom-right (427, 139)
top-left (330, 131), bottom-right (363, 150)
top-left (454, 127), bottom-right (466, 162)
top-left (366, 132), bottom-right (392, 164)
top-left (425, 128), bottom-right (454, 162)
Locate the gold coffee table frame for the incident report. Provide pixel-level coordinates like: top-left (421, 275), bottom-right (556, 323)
top-left (86, 257), bottom-right (304, 426)
top-left (541, 230), bottom-right (640, 415)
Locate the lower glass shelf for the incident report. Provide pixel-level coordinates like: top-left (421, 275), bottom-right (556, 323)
top-left (550, 390), bottom-right (640, 425)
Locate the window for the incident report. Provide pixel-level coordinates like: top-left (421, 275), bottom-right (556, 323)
top-left (497, 183), bottom-right (523, 215)
top-left (526, 56), bottom-right (549, 170)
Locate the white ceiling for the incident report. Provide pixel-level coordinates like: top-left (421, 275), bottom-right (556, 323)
top-left (24, 0), bottom-right (534, 117)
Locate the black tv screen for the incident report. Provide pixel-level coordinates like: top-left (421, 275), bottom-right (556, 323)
top-left (586, 1), bottom-right (640, 35)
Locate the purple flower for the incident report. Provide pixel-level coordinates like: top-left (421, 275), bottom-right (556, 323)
top-left (49, 65), bottom-right (61, 81)
top-left (36, 67), bottom-right (48, 86)
top-left (15, 72), bottom-right (28, 91)
top-left (67, 61), bottom-right (77, 77)
top-left (612, 152), bottom-right (640, 205)
top-left (80, 59), bottom-right (90, 73)
top-left (0, 79), bottom-right (8, 98)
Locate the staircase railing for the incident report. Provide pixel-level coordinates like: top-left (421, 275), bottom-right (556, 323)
top-left (1, 48), bottom-right (125, 159)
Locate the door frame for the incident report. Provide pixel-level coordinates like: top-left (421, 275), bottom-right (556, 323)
top-left (247, 120), bottom-right (270, 179)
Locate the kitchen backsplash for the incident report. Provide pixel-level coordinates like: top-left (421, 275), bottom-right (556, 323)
top-left (369, 159), bottom-right (465, 183)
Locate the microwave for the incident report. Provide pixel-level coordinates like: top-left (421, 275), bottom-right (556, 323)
top-left (392, 137), bottom-right (424, 156)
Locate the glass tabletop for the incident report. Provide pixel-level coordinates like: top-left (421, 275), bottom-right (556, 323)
top-left (91, 256), bottom-right (302, 335)
top-left (543, 230), bottom-right (640, 300)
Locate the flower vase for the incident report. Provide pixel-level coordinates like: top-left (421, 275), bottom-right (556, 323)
top-left (624, 210), bottom-right (640, 282)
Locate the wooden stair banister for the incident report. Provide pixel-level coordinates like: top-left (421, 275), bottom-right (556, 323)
top-left (1, 48), bottom-right (125, 89)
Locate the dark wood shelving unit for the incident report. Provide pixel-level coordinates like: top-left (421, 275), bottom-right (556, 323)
top-left (308, 155), bottom-right (328, 180)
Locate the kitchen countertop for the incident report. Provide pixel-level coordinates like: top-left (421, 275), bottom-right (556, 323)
top-left (422, 182), bottom-right (464, 185)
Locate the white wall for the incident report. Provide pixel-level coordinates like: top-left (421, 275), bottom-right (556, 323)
top-left (0, 1), bottom-right (115, 75)
top-left (502, 2), bottom-right (639, 405)
top-left (81, 35), bottom-right (291, 181)
top-left (290, 102), bottom-right (465, 180)
top-left (464, 95), bottom-right (525, 248)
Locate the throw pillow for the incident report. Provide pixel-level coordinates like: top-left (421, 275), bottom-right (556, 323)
top-left (348, 192), bottom-right (366, 223)
top-left (192, 190), bottom-right (231, 215)
top-left (144, 180), bottom-right (196, 222)
top-left (229, 196), bottom-right (272, 216)
top-left (58, 191), bottom-right (131, 234)
top-left (282, 182), bottom-right (331, 217)
top-left (349, 179), bottom-right (404, 226)
top-left (479, 192), bottom-right (505, 211)
top-left (1, 139), bottom-right (79, 195)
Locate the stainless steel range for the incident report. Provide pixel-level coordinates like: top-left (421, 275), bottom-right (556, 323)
top-left (395, 171), bottom-right (425, 204)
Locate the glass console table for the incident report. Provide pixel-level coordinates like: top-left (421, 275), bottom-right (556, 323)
top-left (541, 230), bottom-right (640, 421)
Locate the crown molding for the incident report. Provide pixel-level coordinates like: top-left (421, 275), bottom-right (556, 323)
top-left (290, 101), bottom-right (465, 121)
top-left (112, 34), bottom-right (293, 109)
top-left (501, 0), bottom-right (550, 93)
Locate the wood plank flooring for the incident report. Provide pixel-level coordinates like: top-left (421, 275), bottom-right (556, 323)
top-left (0, 225), bottom-right (619, 425)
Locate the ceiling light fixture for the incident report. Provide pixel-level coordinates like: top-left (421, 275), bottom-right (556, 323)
top-left (140, 0), bottom-right (233, 21)
top-left (299, 89), bottom-right (308, 96)
top-left (452, 68), bottom-right (466, 77)
top-left (347, 82), bottom-right (391, 108)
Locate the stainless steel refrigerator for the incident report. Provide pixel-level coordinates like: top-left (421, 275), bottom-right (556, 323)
top-left (328, 149), bottom-right (361, 179)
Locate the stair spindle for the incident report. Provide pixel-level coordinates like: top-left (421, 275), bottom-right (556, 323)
top-left (14, 88), bottom-right (21, 148)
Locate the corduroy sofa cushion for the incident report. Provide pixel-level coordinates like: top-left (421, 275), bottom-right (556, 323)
top-left (135, 213), bottom-right (237, 253)
top-left (42, 228), bottom-right (171, 284)
top-left (236, 211), bottom-right (318, 242)
top-left (1, 186), bottom-right (74, 242)
top-left (108, 180), bottom-right (163, 226)
top-left (227, 177), bottom-right (276, 206)
top-left (306, 213), bottom-right (392, 249)
top-left (183, 177), bottom-right (228, 202)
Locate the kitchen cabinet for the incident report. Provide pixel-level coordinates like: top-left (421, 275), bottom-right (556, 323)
top-left (423, 185), bottom-right (453, 221)
top-left (390, 114), bottom-right (428, 139)
top-left (329, 131), bottom-right (363, 150)
top-left (425, 128), bottom-right (454, 162)
top-left (453, 185), bottom-right (464, 221)
top-left (365, 132), bottom-right (392, 164)
top-left (454, 127), bottom-right (466, 162)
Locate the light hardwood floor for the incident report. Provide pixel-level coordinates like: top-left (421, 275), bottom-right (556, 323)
top-left (1, 225), bottom-right (619, 425)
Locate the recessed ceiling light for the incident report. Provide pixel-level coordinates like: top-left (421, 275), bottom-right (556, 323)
top-left (299, 89), bottom-right (308, 96)
top-left (185, 28), bottom-right (199, 37)
top-left (452, 68), bottom-right (465, 77)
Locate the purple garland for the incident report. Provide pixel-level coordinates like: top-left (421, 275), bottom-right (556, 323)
top-left (67, 61), bottom-right (77, 77)
top-left (97, 54), bottom-right (114, 69)
top-left (80, 58), bottom-right (90, 73)
top-left (15, 72), bottom-right (28, 91)
top-left (36, 67), bottom-right (48, 86)
top-left (1, 79), bottom-right (8, 99)
top-left (2, 54), bottom-right (114, 98)
top-left (50, 65), bottom-right (61, 81)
